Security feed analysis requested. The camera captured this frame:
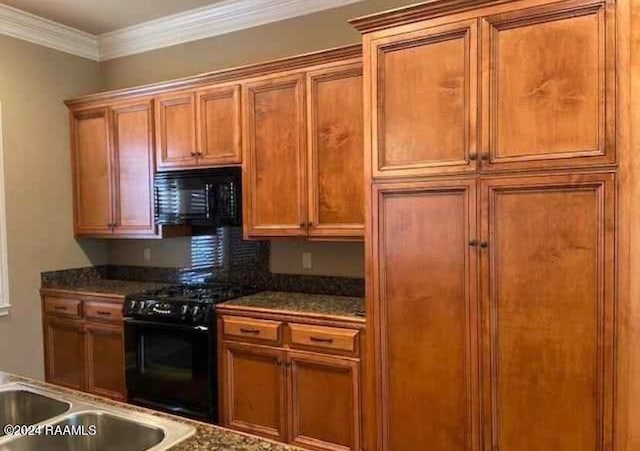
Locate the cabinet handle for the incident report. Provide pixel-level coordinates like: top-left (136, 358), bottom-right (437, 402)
top-left (469, 152), bottom-right (478, 161)
top-left (480, 241), bottom-right (489, 249)
top-left (481, 153), bottom-right (490, 161)
top-left (197, 151), bottom-right (203, 156)
top-left (310, 336), bottom-right (334, 344)
top-left (307, 222), bottom-right (313, 228)
top-left (96, 311), bottom-right (112, 316)
top-left (54, 306), bottom-right (67, 311)
top-left (190, 151), bottom-right (197, 157)
top-left (300, 223), bottom-right (306, 228)
top-left (468, 239), bottom-right (479, 247)
top-left (239, 328), bottom-right (260, 335)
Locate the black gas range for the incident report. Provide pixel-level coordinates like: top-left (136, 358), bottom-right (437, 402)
top-left (123, 283), bottom-right (258, 422)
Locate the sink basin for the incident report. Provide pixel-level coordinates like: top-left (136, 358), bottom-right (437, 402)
top-left (0, 390), bottom-right (70, 436)
top-left (0, 411), bottom-right (166, 451)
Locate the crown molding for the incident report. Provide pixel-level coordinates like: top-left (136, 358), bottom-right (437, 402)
top-left (98, 0), bottom-right (363, 60)
top-left (0, 3), bottom-right (99, 60)
top-left (0, 0), bottom-right (363, 61)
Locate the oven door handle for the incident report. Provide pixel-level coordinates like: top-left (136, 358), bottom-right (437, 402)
top-left (123, 318), bottom-right (210, 332)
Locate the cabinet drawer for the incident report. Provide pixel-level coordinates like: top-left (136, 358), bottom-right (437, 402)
top-left (288, 323), bottom-right (359, 354)
top-left (84, 301), bottom-right (123, 322)
top-left (44, 297), bottom-right (82, 318)
top-left (222, 316), bottom-right (282, 344)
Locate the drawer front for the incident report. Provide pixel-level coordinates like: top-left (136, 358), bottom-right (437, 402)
top-left (84, 301), bottom-right (123, 322)
top-left (44, 297), bottom-right (82, 318)
top-left (222, 316), bottom-right (282, 344)
top-left (288, 323), bottom-right (359, 354)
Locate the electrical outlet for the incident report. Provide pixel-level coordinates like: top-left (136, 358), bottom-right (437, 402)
top-left (143, 248), bottom-right (151, 263)
top-left (302, 252), bottom-right (312, 269)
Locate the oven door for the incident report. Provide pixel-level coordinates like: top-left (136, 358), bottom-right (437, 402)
top-left (124, 319), bottom-right (215, 421)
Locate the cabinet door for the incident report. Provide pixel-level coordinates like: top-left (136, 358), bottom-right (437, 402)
top-left (480, 0), bottom-right (615, 171)
top-left (44, 316), bottom-right (85, 391)
top-left (243, 74), bottom-right (307, 237)
top-left (155, 92), bottom-right (197, 169)
top-left (371, 180), bottom-right (479, 451)
top-left (307, 63), bottom-right (364, 239)
top-left (71, 108), bottom-right (113, 236)
top-left (196, 85), bottom-right (242, 166)
top-left (221, 342), bottom-right (287, 442)
top-left (85, 323), bottom-right (125, 400)
top-left (369, 19), bottom-right (478, 178)
top-left (288, 351), bottom-right (361, 451)
top-left (111, 100), bottom-right (157, 237)
top-left (480, 173), bottom-right (615, 450)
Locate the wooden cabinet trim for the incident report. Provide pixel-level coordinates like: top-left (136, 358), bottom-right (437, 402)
top-left (222, 315), bottom-right (282, 344)
top-left (44, 297), bottom-right (82, 319)
top-left (43, 316), bottom-right (86, 391)
top-left (85, 322), bottom-right (125, 400)
top-left (288, 323), bottom-right (360, 356)
top-left (84, 301), bottom-right (123, 323)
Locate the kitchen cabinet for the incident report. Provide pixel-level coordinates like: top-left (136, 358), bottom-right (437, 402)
top-left (307, 64), bottom-right (364, 238)
top-left (243, 74), bottom-right (307, 238)
top-left (155, 92), bottom-right (197, 169)
top-left (41, 292), bottom-right (126, 400)
top-left (44, 316), bottom-right (85, 391)
top-left (222, 342), bottom-right (287, 442)
top-left (71, 108), bottom-right (113, 236)
top-left (352, 0), bottom-right (620, 449)
top-left (70, 100), bottom-right (158, 238)
top-left (243, 59), bottom-right (364, 240)
top-left (217, 309), bottom-right (364, 451)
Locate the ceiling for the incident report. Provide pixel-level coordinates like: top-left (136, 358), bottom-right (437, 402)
top-left (1, 0), bottom-right (223, 34)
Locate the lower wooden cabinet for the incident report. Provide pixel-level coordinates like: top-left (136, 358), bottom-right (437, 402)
top-left (42, 292), bottom-right (125, 400)
top-left (44, 316), bottom-right (86, 391)
top-left (288, 352), bottom-right (360, 451)
top-left (218, 310), bottom-right (364, 451)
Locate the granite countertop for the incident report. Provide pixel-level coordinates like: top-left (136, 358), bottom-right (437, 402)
top-left (0, 371), bottom-right (299, 451)
top-left (220, 291), bottom-right (365, 320)
top-left (40, 279), bottom-right (171, 298)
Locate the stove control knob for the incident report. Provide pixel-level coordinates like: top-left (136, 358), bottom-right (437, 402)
top-left (180, 305), bottom-right (189, 317)
top-left (128, 300), bottom-right (137, 313)
top-left (190, 305), bottom-right (201, 321)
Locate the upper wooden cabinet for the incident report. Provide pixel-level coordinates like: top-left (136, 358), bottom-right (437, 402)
top-left (243, 74), bottom-right (308, 238)
top-left (243, 60), bottom-right (364, 240)
top-left (369, 19), bottom-right (479, 178)
top-left (480, 0), bottom-right (616, 171)
top-left (362, 0), bottom-right (615, 179)
top-left (197, 85), bottom-right (242, 166)
top-left (71, 108), bottom-right (113, 236)
top-left (307, 64), bottom-right (364, 239)
top-left (71, 101), bottom-right (158, 238)
top-left (155, 85), bottom-right (242, 170)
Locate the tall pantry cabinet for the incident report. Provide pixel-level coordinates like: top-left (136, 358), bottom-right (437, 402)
top-left (350, 0), bottom-right (628, 449)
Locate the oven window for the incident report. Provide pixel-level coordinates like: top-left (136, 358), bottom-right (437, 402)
top-left (141, 331), bottom-right (194, 382)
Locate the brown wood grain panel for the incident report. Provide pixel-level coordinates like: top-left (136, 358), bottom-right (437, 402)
top-left (85, 323), bottom-right (125, 400)
top-left (196, 84), bottom-right (242, 166)
top-left (307, 63), bottom-right (364, 238)
top-left (44, 316), bottom-right (85, 391)
top-left (222, 342), bottom-right (287, 442)
top-left (288, 351), bottom-right (361, 451)
top-left (243, 74), bottom-right (307, 237)
top-left (371, 19), bottom-right (478, 178)
top-left (71, 108), bottom-right (113, 235)
top-left (481, 0), bottom-right (616, 171)
top-left (373, 179), bottom-right (479, 450)
top-left (480, 172), bottom-right (615, 450)
top-left (111, 100), bottom-right (157, 237)
top-left (155, 92), bottom-right (197, 169)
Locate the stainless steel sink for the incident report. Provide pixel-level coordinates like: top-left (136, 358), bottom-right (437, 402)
top-left (0, 390), bottom-right (70, 436)
top-left (0, 411), bottom-right (165, 451)
top-left (0, 383), bottom-right (194, 451)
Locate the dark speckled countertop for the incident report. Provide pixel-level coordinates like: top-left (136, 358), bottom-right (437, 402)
top-left (40, 279), bottom-right (171, 298)
top-left (220, 291), bottom-right (365, 320)
top-left (0, 371), bottom-right (299, 451)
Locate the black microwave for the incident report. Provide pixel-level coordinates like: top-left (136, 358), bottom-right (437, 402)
top-left (154, 167), bottom-right (241, 227)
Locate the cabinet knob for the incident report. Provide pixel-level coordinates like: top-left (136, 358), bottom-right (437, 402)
top-left (480, 241), bottom-right (489, 249)
top-left (300, 223), bottom-right (306, 228)
top-left (190, 151), bottom-right (197, 157)
top-left (481, 153), bottom-right (490, 161)
top-left (468, 239), bottom-right (479, 247)
top-left (307, 222), bottom-right (313, 228)
top-left (469, 152), bottom-right (478, 161)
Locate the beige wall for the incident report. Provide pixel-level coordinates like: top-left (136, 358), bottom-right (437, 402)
top-left (100, 0), bottom-right (416, 89)
top-left (0, 35), bottom-right (107, 379)
top-left (102, 0), bottom-right (416, 278)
